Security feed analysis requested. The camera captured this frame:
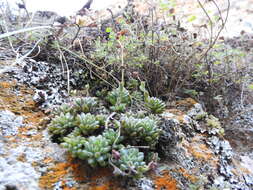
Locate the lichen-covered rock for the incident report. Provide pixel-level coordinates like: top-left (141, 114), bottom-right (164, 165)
top-left (136, 177), bottom-right (155, 190)
top-left (0, 157), bottom-right (40, 190)
top-left (0, 110), bottom-right (23, 136)
top-left (187, 103), bottom-right (207, 120)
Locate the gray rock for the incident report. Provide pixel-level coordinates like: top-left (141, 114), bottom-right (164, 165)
top-left (0, 110), bottom-right (23, 136)
top-left (187, 103), bottom-right (207, 120)
top-left (137, 178), bottom-right (154, 190)
top-left (0, 157), bottom-right (40, 190)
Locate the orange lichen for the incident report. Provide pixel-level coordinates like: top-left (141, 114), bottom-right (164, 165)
top-left (164, 109), bottom-right (184, 116)
top-left (66, 155), bottom-right (121, 190)
top-left (43, 157), bottom-right (54, 164)
top-left (0, 80), bottom-right (46, 143)
top-left (39, 162), bottom-right (71, 189)
top-left (175, 98), bottom-right (197, 109)
top-left (189, 143), bottom-right (213, 161)
top-left (89, 182), bottom-right (111, 190)
top-left (154, 171), bottom-right (178, 190)
top-left (88, 167), bottom-right (122, 190)
top-left (177, 168), bottom-right (198, 183)
top-left (0, 81), bottom-right (13, 88)
top-left (163, 109), bottom-right (190, 124)
top-left (70, 161), bottom-right (87, 181)
top-left (0, 80), bottom-right (45, 123)
top-left (182, 136), bottom-right (218, 168)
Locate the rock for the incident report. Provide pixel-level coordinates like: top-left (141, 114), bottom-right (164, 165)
top-left (0, 157), bottom-right (40, 190)
top-left (187, 103), bottom-right (207, 120)
top-left (137, 178), bottom-right (154, 190)
top-left (0, 110), bottom-right (23, 136)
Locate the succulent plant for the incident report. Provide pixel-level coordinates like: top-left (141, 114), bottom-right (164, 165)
top-left (121, 116), bottom-right (162, 147)
top-left (106, 85), bottom-right (131, 112)
top-left (67, 127), bottom-right (82, 137)
top-left (113, 147), bottom-right (149, 177)
top-left (137, 117), bottom-right (162, 146)
top-left (95, 114), bottom-right (106, 126)
top-left (64, 135), bottom-right (111, 167)
top-left (75, 113), bottom-right (100, 135)
top-left (73, 97), bottom-right (98, 113)
top-left (131, 91), bottom-right (144, 102)
top-left (121, 116), bottom-right (140, 137)
top-left (102, 128), bottom-right (123, 146)
top-left (61, 136), bottom-right (87, 158)
top-left (54, 103), bottom-right (74, 115)
top-left (110, 103), bottom-right (127, 112)
top-left (49, 112), bottom-right (76, 136)
top-left (145, 97), bottom-right (166, 114)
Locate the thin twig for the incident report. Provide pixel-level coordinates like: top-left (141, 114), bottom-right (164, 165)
top-left (105, 112), bottom-right (116, 129)
top-left (117, 40), bottom-right (125, 86)
top-left (0, 39), bottom-right (42, 74)
top-left (196, 0), bottom-right (230, 64)
top-left (55, 40), bottom-right (70, 94)
top-left (71, 24), bottom-right (81, 45)
top-left (0, 26), bottom-right (52, 39)
top-left (60, 46), bottom-right (120, 85)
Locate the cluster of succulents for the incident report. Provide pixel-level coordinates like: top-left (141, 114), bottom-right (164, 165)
top-left (49, 84), bottom-right (167, 178)
top-left (54, 103), bottom-right (75, 115)
top-left (145, 97), bottom-right (166, 114)
top-left (106, 85), bottom-right (131, 112)
top-left (121, 116), bottom-right (162, 147)
top-left (62, 135), bottom-right (111, 167)
top-left (112, 147), bottom-right (149, 177)
top-left (102, 128), bottom-right (123, 146)
top-left (73, 97), bottom-right (98, 113)
top-left (49, 112), bottom-right (75, 137)
top-left (75, 113), bottom-right (100, 135)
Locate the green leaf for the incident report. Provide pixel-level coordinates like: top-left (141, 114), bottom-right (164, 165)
top-left (106, 27), bottom-right (112, 33)
top-left (248, 84), bottom-right (253, 90)
top-left (188, 15), bottom-right (197, 22)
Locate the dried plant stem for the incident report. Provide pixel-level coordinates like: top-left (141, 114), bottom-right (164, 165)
top-left (60, 46), bottom-right (119, 86)
top-left (0, 39), bottom-right (42, 74)
top-left (55, 40), bottom-right (70, 94)
top-left (196, 0), bottom-right (230, 64)
top-left (117, 40), bottom-right (125, 86)
top-left (0, 26), bottom-right (52, 39)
